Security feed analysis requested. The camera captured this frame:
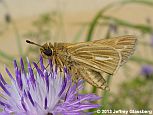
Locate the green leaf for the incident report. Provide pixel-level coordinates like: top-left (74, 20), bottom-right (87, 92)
top-left (101, 15), bottom-right (153, 33)
top-left (121, 0), bottom-right (153, 7)
top-left (131, 56), bottom-right (153, 65)
top-left (86, 0), bottom-right (153, 41)
top-left (86, 3), bottom-right (115, 41)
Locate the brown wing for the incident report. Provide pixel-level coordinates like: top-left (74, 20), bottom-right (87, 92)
top-left (67, 44), bottom-right (121, 75)
top-left (93, 35), bottom-right (137, 65)
top-left (79, 67), bottom-right (109, 90)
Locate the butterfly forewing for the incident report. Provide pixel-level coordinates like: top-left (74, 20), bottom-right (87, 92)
top-left (68, 45), bottom-right (121, 74)
top-left (93, 35), bottom-right (137, 65)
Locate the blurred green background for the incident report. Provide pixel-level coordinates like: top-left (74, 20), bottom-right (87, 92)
top-left (0, 0), bottom-right (153, 114)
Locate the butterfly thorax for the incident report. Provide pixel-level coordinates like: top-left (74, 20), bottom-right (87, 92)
top-left (53, 42), bottom-right (76, 68)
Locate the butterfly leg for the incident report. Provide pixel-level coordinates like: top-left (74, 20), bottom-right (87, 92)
top-left (32, 59), bottom-right (40, 70)
top-left (73, 75), bottom-right (80, 99)
top-left (64, 83), bottom-right (71, 101)
top-left (68, 66), bottom-right (81, 99)
top-left (74, 70), bottom-right (82, 100)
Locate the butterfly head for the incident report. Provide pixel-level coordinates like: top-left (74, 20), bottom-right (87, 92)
top-left (26, 40), bottom-right (54, 58)
top-left (40, 43), bottom-right (53, 57)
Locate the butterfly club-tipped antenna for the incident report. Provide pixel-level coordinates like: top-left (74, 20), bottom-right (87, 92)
top-left (26, 40), bottom-right (42, 70)
top-left (26, 40), bottom-right (51, 71)
top-left (26, 40), bottom-right (43, 48)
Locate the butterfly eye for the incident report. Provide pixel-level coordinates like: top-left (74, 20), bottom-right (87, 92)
top-left (43, 48), bottom-right (53, 56)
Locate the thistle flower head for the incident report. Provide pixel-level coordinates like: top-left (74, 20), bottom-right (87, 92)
top-left (141, 65), bottom-right (153, 79)
top-left (0, 56), bottom-right (100, 115)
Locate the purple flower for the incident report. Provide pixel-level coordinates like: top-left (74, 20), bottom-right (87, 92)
top-left (141, 65), bottom-right (153, 78)
top-left (0, 56), bottom-right (100, 115)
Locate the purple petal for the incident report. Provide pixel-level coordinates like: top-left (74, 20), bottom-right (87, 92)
top-left (20, 58), bottom-right (26, 75)
top-left (23, 90), bottom-right (27, 97)
top-left (21, 97), bottom-right (27, 111)
top-left (55, 66), bottom-right (58, 75)
top-left (5, 67), bottom-right (14, 81)
top-left (71, 104), bottom-right (100, 111)
top-left (16, 69), bottom-right (23, 90)
top-left (44, 97), bottom-right (47, 109)
top-left (78, 94), bottom-right (101, 101)
top-left (66, 83), bottom-right (77, 100)
top-left (0, 81), bottom-right (11, 96)
top-left (27, 60), bottom-right (35, 85)
top-left (48, 59), bottom-right (53, 72)
top-left (63, 80), bottom-right (85, 102)
top-left (13, 60), bottom-right (18, 69)
top-left (27, 91), bottom-right (34, 106)
top-left (33, 62), bottom-right (44, 78)
top-left (45, 72), bottom-right (49, 92)
top-left (64, 67), bottom-right (68, 73)
top-left (58, 77), bottom-right (67, 96)
top-left (67, 94), bottom-right (100, 106)
top-left (0, 101), bottom-right (7, 106)
top-left (0, 101), bottom-right (11, 108)
top-left (0, 73), bottom-right (7, 85)
top-left (40, 55), bottom-right (45, 71)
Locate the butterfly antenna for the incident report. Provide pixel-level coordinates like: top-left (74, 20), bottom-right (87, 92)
top-left (26, 40), bottom-right (43, 48)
